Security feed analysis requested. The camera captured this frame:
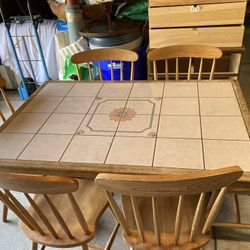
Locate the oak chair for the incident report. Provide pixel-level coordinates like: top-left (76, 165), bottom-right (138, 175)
top-left (213, 177), bottom-right (250, 232)
top-left (0, 172), bottom-right (118, 250)
top-left (71, 48), bottom-right (139, 81)
top-left (95, 166), bottom-right (242, 250)
top-left (147, 44), bottom-right (223, 81)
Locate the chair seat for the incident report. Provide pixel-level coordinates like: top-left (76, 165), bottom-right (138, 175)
top-left (20, 178), bottom-right (108, 248)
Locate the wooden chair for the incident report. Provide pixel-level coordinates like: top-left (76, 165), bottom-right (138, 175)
top-left (147, 45), bottom-right (223, 81)
top-left (71, 48), bottom-right (138, 81)
top-left (0, 172), bottom-right (118, 250)
top-left (95, 166), bottom-right (242, 250)
top-left (0, 75), bottom-right (15, 122)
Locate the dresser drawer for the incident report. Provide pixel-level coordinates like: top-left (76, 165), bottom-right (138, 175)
top-left (149, 2), bottom-right (246, 28)
top-left (149, 26), bottom-right (244, 48)
top-left (149, 0), bottom-right (245, 7)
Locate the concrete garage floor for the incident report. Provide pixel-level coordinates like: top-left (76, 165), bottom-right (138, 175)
top-left (1, 27), bottom-right (250, 250)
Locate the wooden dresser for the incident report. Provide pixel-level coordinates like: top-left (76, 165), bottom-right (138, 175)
top-left (148, 0), bottom-right (247, 78)
top-left (149, 0), bottom-right (247, 48)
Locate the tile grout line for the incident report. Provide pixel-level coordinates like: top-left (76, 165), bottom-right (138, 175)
top-left (58, 82), bottom-right (105, 162)
top-left (104, 82), bottom-right (134, 164)
top-left (15, 83), bottom-right (77, 160)
top-left (151, 82), bottom-right (165, 167)
top-left (197, 81), bottom-right (206, 170)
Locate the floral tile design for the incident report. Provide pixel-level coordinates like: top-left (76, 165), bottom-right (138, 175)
top-left (126, 97), bottom-right (162, 115)
top-left (88, 98), bottom-right (127, 114)
top-left (116, 114), bottom-right (159, 137)
top-left (77, 114), bottom-right (119, 136)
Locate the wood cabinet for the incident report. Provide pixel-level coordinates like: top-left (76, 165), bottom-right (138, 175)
top-left (149, 0), bottom-right (247, 48)
top-left (148, 0), bottom-right (247, 78)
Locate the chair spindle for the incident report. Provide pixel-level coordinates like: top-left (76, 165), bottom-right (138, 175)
top-left (88, 63), bottom-right (93, 81)
top-left (152, 196), bottom-right (161, 246)
top-left (174, 195), bottom-right (184, 245)
top-left (120, 60), bottom-right (124, 81)
top-left (209, 58), bottom-right (216, 80)
top-left (44, 194), bottom-right (74, 239)
top-left (188, 57), bottom-right (192, 80)
top-left (176, 58), bottom-right (179, 80)
top-left (131, 196), bottom-right (145, 242)
top-left (98, 61), bottom-right (103, 81)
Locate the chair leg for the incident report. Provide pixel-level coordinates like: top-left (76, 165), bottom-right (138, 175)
top-left (32, 242), bottom-right (38, 250)
top-left (82, 244), bottom-right (89, 250)
top-left (40, 245), bottom-right (46, 250)
top-left (2, 204), bottom-right (8, 222)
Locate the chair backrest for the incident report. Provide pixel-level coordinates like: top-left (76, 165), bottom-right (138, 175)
top-left (0, 76), bottom-right (15, 122)
top-left (0, 172), bottom-right (92, 241)
top-left (95, 166), bottom-right (242, 249)
top-left (71, 48), bottom-right (139, 81)
top-left (147, 45), bottom-right (223, 81)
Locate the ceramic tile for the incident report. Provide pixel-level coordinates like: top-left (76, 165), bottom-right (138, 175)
top-left (198, 81), bottom-right (235, 97)
top-left (130, 82), bottom-right (164, 97)
top-left (161, 98), bottom-right (199, 115)
top-left (38, 82), bottom-right (75, 96)
top-left (61, 135), bottom-right (113, 163)
top-left (3, 113), bottom-right (50, 133)
top-left (19, 134), bottom-right (73, 161)
top-left (201, 116), bottom-right (249, 140)
top-left (88, 98), bottom-right (127, 114)
top-left (55, 96), bottom-right (95, 114)
top-left (77, 114), bottom-right (119, 136)
top-left (22, 96), bottom-right (63, 113)
top-left (106, 137), bottom-right (156, 166)
top-left (126, 97), bottom-right (162, 115)
top-left (158, 115), bottom-right (201, 139)
top-left (203, 140), bottom-right (250, 171)
top-left (67, 82), bottom-right (103, 97)
top-left (164, 82), bottom-right (198, 97)
top-left (0, 133), bottom-right (34, 159)
top-left (154, 138), bottom-right (204, 169)
top-left (116, 115), bottom-right (159, 137)
top-left (200, 98), bottom-right (241, 116)
top-left (39, 114), bottom-right (84, 134)
top-left (98, 82), bottom-right (132, 98)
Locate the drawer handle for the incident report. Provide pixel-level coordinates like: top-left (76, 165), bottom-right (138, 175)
top-left (191, 5), bottom-right (200, 12)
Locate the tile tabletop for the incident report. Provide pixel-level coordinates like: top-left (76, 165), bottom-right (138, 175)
top-left (1, 80), bottom-right (250, 173)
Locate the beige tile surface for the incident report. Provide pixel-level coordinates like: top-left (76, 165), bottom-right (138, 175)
top-left (98, 82), bottom-right (132, 98)
top-left (106, 137), bottom-right (156, 166)
top-left (23, 96), bottom-right (63, 113)
top-left (198, 81), bottom-right (235, 97)
top-left (88, 98), bottom-right (127, 114)
top-left (55, 96), bottom-right (95, 114)
top-left (0, 133), bottom-right (34, 159)
top-left (164, 82), bottom-right (198, 97)
top-left (154, 138), bottom-right (204, 169)
top-left (203, 140), bottom-right (250, 171)
top-left (67, 82), bottom-right (103, 97)
top-left (201, 116), bottom-right (249, 140)
top-left (77, 114), bottom-right (119, 136)
top-left (3, 113), bottom-right (50, 133)
top-left (130, 82), bottom-right (164, 97)
top-left (116, 115), bottom-right (159, 137)
top-left (61, 135), bottom-right (113, 163)
top-left (158, 115), bottom-right (201, 139)
top-left (126, 97), bottom-right (162, 115)
top-left (39, 114), bottom-right (84, 134)
top-left (38, 82), bottom-right (75, 96)
top-left (200, 98), bottom-right (241, 116)
top-left (19, 134), bottom-right (73, 161)
top-left (161, 98), bottom-right (199, 115)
